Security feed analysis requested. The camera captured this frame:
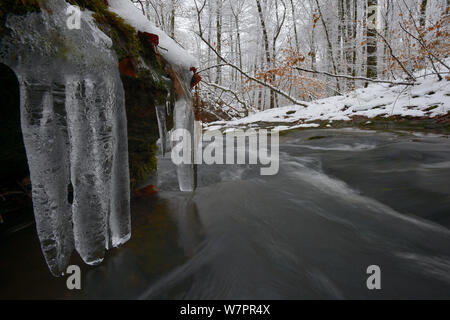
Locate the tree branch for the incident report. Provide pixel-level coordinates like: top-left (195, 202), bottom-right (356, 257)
top-left (399, 22), bottom-right (449, 77)
top-left (295, 67), bottom-right (417, 86)
top-left (197, 33), bottom-right (310, 107)
top-left (400, 0), bottom-right (450, 73)
top-left (198, 64), bottom-right (229, 74)
top-left (203, 81), bottom-right (249, 112)
top-left (202, 85), bottom-right (245, 117)
top-left (375, 29), bottom-right (417, 81)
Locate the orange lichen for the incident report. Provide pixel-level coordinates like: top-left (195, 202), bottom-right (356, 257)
top-left (135, 185), bottom-right (159, 198)
top-left (119, 57), bottom-right (137, 78)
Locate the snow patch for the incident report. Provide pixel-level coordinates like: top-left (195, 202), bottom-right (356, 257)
top-left (208, 69), bottom-right (449, 132)
top-left (108, 0), bottom-right (197, 70)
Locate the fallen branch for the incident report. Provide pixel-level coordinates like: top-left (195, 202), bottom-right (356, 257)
top-left (203, 82), bottom-right (249, 112)
top-left (295, 67), bottom-right (417, 86)
top-left (202, 85), bottom-right (244, 117)
top-left (196, 33), bottom-right (310, 108)
top-left (376, 30), bottom-right (417, 82)
top-left (415, 71), bottom-right (450, 79)
top-left (198, 64), bottom-right (229, 74)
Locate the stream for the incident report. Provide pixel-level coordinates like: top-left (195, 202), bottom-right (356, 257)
top-left (1, 128), bottom-right (450, 299)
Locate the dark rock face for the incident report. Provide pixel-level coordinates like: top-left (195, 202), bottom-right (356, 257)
top-left (122, 73), bottom-right (172, 188)
top-left (0, 63), bottom-right (28, 183)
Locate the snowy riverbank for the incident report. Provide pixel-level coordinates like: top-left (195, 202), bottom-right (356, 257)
top-left (205, 72), bottom-right (450, 133)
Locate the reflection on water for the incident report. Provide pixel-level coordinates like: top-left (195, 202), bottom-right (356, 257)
top-left (1, 129), bottom-right (450, 299)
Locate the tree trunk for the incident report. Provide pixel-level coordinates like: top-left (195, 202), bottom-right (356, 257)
top-left (216, 0), bottom-right (223, 85)
top-left (311, 24), bottom-right (316, 71)
top-left (315, 0), bottom-right (341, 93)
top-left (256, 0), bottom-right (274, 109)
top-left (351, 0), bottom-right (357, 88)
top-left (231, 3), bottom-right (244, 86)
top-left (289, 0), bottom-right (300, 52)
top-left (419, 0), bottom-right (428, 28)
top-left (170, 0), bottom-right (176, 39)
top-left (207, 2), bottom-right (213, 82)
top-left (338, 0), bottom-right (348, 89)
top-left (366, 0), bottom-right (378, 84)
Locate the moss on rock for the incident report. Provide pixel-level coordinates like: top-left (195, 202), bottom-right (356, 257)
top-left (66, 0), bottom-right (142, 61)
top-left (121, 71), bottom-right (168, 188)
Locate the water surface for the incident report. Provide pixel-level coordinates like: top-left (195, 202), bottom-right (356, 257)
top-left (1, 129), bottom-right (449, 299)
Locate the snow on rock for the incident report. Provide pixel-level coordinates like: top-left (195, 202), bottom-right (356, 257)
top-left (206, 72), bottom-right (450, 132)
top-left (108, 0), bottom-right (197, 71)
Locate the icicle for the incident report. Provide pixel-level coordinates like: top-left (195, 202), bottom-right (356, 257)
top-left (65, 75), bottom-right (130, 265)
top-left (156, 104), bottom-right (168, 156)
top-left (166, 99), bottom-right (172, 116)
top-left (194, 121), bottom-right (203, 165)
top-left (174, 97), bottom-right (196, 192)
top-left (19, 78), bottom-right (74, 276)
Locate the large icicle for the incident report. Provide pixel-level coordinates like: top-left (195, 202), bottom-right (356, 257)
top-left (174, 97), bottom-right (196, 192)
top-left (156, 103), bottom-right (169, 156)
top-left (19, 78), bottom-right (75, 275)
top-left (0, 0), bottom-right (131, 276)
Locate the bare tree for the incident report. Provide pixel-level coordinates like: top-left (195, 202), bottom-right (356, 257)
top-left (215, 0), bottom-right (223, 84)
top-left (314, 0), bottom-right (341, 92)
top-left (366, 0), bottom-right (378, 83)
top-left (419, 0), bottom-right (428, 28)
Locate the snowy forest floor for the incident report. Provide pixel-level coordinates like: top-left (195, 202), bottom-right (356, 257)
top-left (204, 72), bottom-right (450, 134)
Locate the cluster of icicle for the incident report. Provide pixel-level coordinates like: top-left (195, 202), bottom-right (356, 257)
top-left (0, 0), bottom-right (131, 276)
top-left (0, 0), bottom-right (197, 276)
top-left (157, 83), bottom-right (197, 193)
top-left (108, 0), bottom-right (198, 192)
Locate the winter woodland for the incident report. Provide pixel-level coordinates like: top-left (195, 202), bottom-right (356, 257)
top-left (132, 0), bottom-right (449, 119)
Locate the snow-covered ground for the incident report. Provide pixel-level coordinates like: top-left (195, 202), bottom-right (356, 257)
top-left (205, 72), bottom-right (450, 132)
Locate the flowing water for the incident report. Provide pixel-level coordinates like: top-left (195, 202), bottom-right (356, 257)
top-left (1, 129), bottom-right (450, 299)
